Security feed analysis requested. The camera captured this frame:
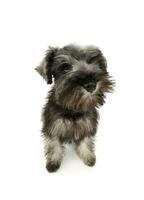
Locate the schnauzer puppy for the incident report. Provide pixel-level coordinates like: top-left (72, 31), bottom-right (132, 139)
top-left (35, 44), bottom-right (114, 172)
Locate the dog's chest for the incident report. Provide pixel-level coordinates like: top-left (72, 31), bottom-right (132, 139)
top-left (51, 116), bottom-right (94, 142)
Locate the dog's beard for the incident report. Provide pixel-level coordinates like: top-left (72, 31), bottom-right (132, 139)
top-left (54, 76), bottom-right (113, 112)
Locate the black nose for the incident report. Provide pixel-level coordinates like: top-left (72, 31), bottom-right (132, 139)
top-left (83, 82), bottom-right (96, 93)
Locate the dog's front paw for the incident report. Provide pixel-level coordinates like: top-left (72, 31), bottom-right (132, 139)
top-left (46, 162), bottom-right (61, 173)
top-left (83, 154), bottom-right (96, 167)
top-left (85, 155), bottom-right (96, 167)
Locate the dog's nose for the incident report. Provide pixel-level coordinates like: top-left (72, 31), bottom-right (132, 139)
top-left (83, 82), bottom-right (96, 93)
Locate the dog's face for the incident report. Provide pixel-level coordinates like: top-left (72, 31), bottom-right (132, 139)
top-left (36, 45), bottom-right (114, 112)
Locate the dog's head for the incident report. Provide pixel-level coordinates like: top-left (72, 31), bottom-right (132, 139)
top-left (36, 45), bottom-right (114, 112)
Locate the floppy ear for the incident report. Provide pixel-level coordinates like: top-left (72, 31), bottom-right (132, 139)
top-left (35, 47), bottom-right (57, 84)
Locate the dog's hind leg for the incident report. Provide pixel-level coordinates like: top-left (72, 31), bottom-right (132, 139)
top-left (75, 137), bottom-right (96, 167)
top-left (44, 137), bottom-right (64, 172)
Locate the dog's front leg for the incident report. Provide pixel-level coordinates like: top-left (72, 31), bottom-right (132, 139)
top-left (75, 137), bottom-right (96, 167)
top-left (44, 137), bottom-right (64, 172)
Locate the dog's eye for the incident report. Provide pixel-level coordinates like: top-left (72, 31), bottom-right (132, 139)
top-left (59, 63), bottom-right (71, 71)
top-left (87, 56), bottom-right (98, 64)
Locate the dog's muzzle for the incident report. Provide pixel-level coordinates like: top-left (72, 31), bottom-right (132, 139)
top-left (83, 81), bottom-right (96, 93)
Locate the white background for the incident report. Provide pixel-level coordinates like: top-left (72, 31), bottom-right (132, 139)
top-left (0, 0), bottom-right (144, 199)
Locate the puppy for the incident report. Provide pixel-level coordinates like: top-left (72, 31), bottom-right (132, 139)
top-left (36, 44), bottom-right (114, 172)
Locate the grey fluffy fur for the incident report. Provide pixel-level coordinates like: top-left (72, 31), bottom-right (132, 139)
top-left (36, 44), bottom-right (114, 172)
